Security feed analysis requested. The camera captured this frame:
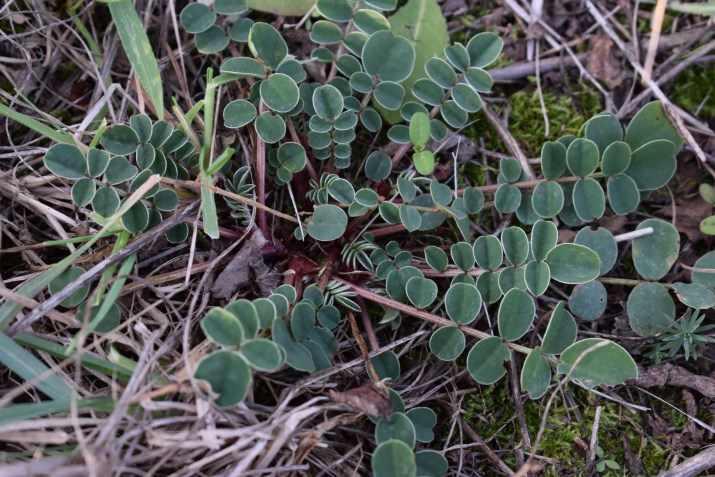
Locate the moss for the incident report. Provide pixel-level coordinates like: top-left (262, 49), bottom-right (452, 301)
top-left (0, 77), bottom-right (14, 95)
top-left (461, 162), bottom-right (487, 187)
top-left (462, 384), bottom-right (672, 476)
top-left (465, 82), bottom-right (601, 161)
top-left (639, 436), bottom-right (670, 474)
top-left (667, 406), bottom-right (688, 428)
top-left (616, 10), bottom-right (674, 36)
top-left (504, 85), bottom-right (601, 157)
top-left (463, 381), bottom-right (521, 469)
top-left (54, 63), bottom-right (78, 82)
top-left (671, 65), bottom-right (715, 119)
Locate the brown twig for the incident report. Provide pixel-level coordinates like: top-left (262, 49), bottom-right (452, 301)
top-left (618, 39), bottom-right (715, 118)
top-left (508, 354), bottom-right (532, 468)
top-left (584, 0), bottom-right (711, 163)
top-left (659, 445), bottom-right (715, 477)
top-left (481, 101), bottom-right (535, 180)
top-left (458, 416), bottom-right (516, 476)
top-left (490, 55), bottom-right (587, 83)
top-left (331, 277), bottom-right (533, 356)
top-left (346, 310), bottom-right (381, 384)
top-left (162, 178), bottom-right (299, 223)
top-left (356, 296), bottom-right (379, 351)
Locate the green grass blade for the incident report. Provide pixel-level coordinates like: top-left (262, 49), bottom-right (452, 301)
top-left (67, 252), bottom-right (138, 354)
top-left (107, 0), bottom-right (164, 115)
top-left (69, 4), bottom-right (103, 66)
top-left (0, 332), bottom-right (73, 402)
top-left (0, 398), bottom-right (114, 426)
top-left (0, 252), bottom-right (88, 330)
top-left (201, 175), bottom-right (220, 239)
top-left (43, 228), bottom-right (122, 247)
top-left (206, 147), bottom-right (234, 175)
top-left (14, 333), bottom-right (134, 380)
top-left (0, 103), bottom-right (76, 146)
top-left (199, 71), bottom-right (219, 238)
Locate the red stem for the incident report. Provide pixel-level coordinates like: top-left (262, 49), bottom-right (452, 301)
top-left (357, 296), bottom-right (379, 351)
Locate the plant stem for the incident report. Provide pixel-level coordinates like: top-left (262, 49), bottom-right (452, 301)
top-left (287, 120), bottom-right (318, 181)
top-left (368, 224), bottom-right (408, 238)
top-left (356, 296), bottom-right (379, 351)
top-left (466, 173), bottom-right (603, 195)
top-left (163, 178), bottom-right (299, 223)
top-left (367, 198), bottom-right (643, 242)
top-left (416, 266), bottom-right (488, 278)
top-left (200, 69), bottom-right (220, 238)
top-left (331, 276), bottom-right (533, 356)
top-left (93, 229), bottom-right (131, 305)
top-left (599, 277), bottom-right (674, 288)
top-left (318, 246), bottom-right (340, 291)
top-left (347, 309), bottom-right (380, 383)
top-left (202, 72), bottom-right (216, 171)
top-left (326, 2), bottom-right (359, 82)
top-left (256, 101), bottom-right (268, 237)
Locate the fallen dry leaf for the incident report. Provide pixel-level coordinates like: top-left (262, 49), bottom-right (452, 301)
top-left (661, 195), bottom-right (712, 243)
top-left (587, 35), bottom-right (626, 89)
top-left (558, 228), bottom-right (577, 244)
top-left (328, 382), bottom-right (392, 420)
top-left (212, 230), bottom-right (278, 299)
top-left (682, 389), bottom-right (704, 447)
top-left (597, 214), bottom-right (628, 235)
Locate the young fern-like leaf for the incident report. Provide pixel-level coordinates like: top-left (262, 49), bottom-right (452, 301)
top-left (342, 240), bottom-right (379, 271)
top-left (307, 173), bottom-right (342, 204)
top-left (324, 279), bottom-right (360, 311)
top-left (224, 166), bottom-right (255, 224)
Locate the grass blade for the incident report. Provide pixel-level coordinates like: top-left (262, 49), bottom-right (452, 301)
top-left (199, 71), bottom-right (220, 238)
top-left (0, 103), bottom-right (76, 146)
top-left (0, 398), bottom-right (114, 426)
top-left (67, 252), bottom-right (138, 353)
top-left (201, 176), bottom-right (220, 239)
top-left (107, 0), bottom-right (164, 115)
top-left (0, 332), bottom-right (73, 402)
top-left (15, 333), bottom-right (134, 380)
